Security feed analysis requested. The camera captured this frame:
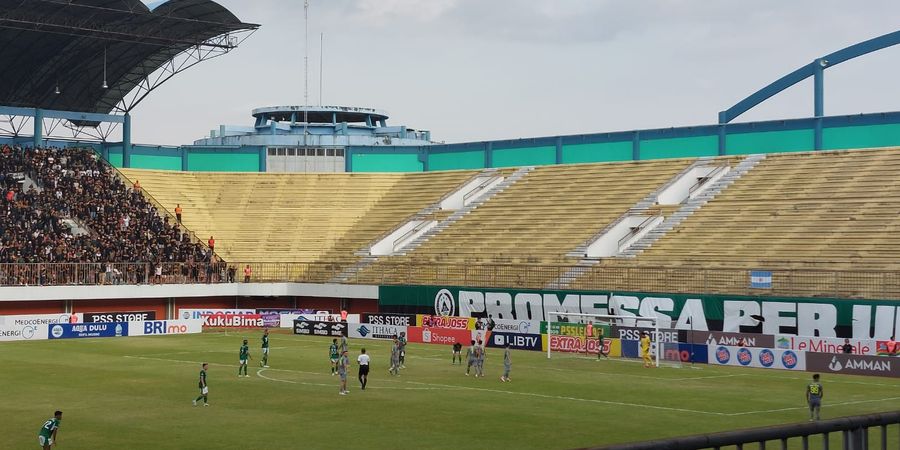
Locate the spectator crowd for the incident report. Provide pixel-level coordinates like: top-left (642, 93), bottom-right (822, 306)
top-left (0, 145), bottom-right (228, 285)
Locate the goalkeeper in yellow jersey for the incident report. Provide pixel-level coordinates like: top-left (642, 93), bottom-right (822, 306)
top-left (640, 331), bottom-right (653, 368)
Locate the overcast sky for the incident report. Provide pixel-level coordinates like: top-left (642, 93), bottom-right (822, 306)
top-left (131, 1), bottom-right (900, 146)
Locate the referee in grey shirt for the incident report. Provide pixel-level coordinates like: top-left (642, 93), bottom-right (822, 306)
top-left (358, 348), bottom-right (371, 390)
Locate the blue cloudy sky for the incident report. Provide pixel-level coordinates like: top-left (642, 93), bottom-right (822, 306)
top-left (132, 0), bottom-right (900, 145)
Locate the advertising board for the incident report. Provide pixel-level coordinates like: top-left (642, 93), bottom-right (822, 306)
top-left (486, 331), bottom-right (542, 351)
top-left (406, 326), bottom-right (472, 346)
top-left (690, 331), bottom-right (775, 348)
top-left (129, 320), bottom-right (203, 336)
top-left (84, 311), bottom-right (156, 323)
top-left (707, 345), bottom-right (806, 371)
top-left (0, 324), bottom-right (48, 342)
top-left (774, 335), bottom-right (876, 355)
top-left (380, 285), bottom-right (900, 339)
top-left (361, 313), bottom-right (416, 327)
top-left (293, 320), bottom-right (348, 337)
top-left (0, 313), bottom-right (82, 326)
top-left (48, 322), bottom-right (128, 339)
top-left (489, 319), bottom-right (541, 335)
top-left (179, 309), bottom-right (255, 320)
top-left (807, 352), bottom-right (900, 378)
top-left (202, 313), bottom-right (265, 328)
top-left (416, 315), bottom-right (475, 330)
top-left (547, 334), bottom-right (617, 355)
top-left (350, 323), bottom-right (407, 340)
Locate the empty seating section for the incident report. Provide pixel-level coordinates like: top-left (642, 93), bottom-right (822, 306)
top-left (572, 148), bottom-right (900, 296)
top-left (358, 158), bottom-right (693, 286)
top-left (118, 169), bottom-right (475, 279)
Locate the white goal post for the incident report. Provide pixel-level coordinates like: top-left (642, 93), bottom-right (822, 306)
top-left (546, 312), bottom-right (661, 368)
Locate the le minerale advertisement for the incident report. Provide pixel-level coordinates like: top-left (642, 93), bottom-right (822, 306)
top-left (378, 285), bottom-right (900, 339)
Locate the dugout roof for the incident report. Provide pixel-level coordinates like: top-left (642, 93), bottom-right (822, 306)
top-left (0, 0), bottom-right (258, 114)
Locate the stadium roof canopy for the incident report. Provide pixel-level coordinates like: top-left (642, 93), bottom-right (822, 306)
top-left (0, 0), bottom-right (258, 115)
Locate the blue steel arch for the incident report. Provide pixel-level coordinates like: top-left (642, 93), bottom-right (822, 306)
top-left (719, 30), bottom-right (900, 124)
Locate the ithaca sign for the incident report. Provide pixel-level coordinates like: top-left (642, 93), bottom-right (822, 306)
top-left (378, 285), bottom-right (900, 339)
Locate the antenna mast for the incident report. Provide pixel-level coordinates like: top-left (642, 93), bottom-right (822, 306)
top-left (319, 32), bottom-right (324, 106)
top-left (303, 0), bottom-right (309, 149)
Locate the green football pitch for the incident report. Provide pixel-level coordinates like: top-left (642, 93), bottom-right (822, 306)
top-left (4, 329), bottom-right (900, 450)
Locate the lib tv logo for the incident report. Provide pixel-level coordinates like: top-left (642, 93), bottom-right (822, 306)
top-left (357, 325), bottom-right (370, 337)
top-left (434, 289), bottom-right (456, 316)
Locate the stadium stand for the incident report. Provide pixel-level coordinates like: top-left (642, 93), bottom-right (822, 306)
top-left (0, 145), bottom-right (213, 285)
top-left (355, 157), bottom-right (695, 286)
top-left (117, 168), bottom-right (477, 280)
top-left (570, 147), bottom-right (900, 298)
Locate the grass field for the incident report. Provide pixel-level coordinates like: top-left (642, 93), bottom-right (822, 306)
top-left (4, 329), bottom-right (900, 449)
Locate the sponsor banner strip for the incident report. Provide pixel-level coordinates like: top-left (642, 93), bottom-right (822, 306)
top-left (807, 352), bottom-right (900, 378)
top-left (129, 320), bottom-right (203, 336)
top-left (178, 309), bottom-right (255, 320)
top-left (349, 323), bottom-right (408, 340)
top-left (83, 311), bottom-right (156, 323)
top-left (0, 313), bottom-right (83, 326)
top-left (406, 326), bottom-right (471, 346)
top-left (293, 320), bottom-right (348, 337)
top-left (202, 313), bottom-right (265, 328)
top-left (707, 345), bottom-right (805, 371)
top-left (361, 313), bottom-right (416, 327)
top-left (379, 285), bottom-right (900, 339)
top-left (0, 324), bottom-right (49, 342)
top-left (48, 322), bottom-right (128, 339)
top-left (416, 315), bottom-right (475, 330)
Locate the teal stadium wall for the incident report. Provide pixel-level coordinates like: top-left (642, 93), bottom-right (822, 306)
top-left (347, 112), bottom-right (900, 172)
top-left (5, 112), bottom-right (900, 172)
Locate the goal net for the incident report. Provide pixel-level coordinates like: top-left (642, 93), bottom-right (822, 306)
top-left (546, 312), bottom-right (684, 368)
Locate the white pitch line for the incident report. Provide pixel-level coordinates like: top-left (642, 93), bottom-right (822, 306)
top-left (125, 354), bottom-right (893, 417)
top-left (256, 369), bottom-right (454, 391)
top-left (726, 396), bottom-right (900, 416)
top-left (403, 381), bottom-right (729, 416)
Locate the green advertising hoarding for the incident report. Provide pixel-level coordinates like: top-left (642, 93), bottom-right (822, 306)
top-left (379, 285), bottom-right (900, 339)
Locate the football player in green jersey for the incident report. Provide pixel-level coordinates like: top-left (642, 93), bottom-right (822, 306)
top-left (239, 339), bottom-right (251, 377)
top-left (38, 411), bottom-right (62, 449)
top-left (330, 339), bottom-right (340, 375)
top-left (260, 328), bottom-right (270, 368)
top-left (193, 363), bottom-right (209, 406)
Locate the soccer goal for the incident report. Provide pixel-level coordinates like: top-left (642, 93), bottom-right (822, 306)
top-left (545, 312), bottom-right (664, 368)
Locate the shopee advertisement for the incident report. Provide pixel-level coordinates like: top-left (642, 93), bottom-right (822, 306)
top-left (406, 326), bottom-right (472, 346)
